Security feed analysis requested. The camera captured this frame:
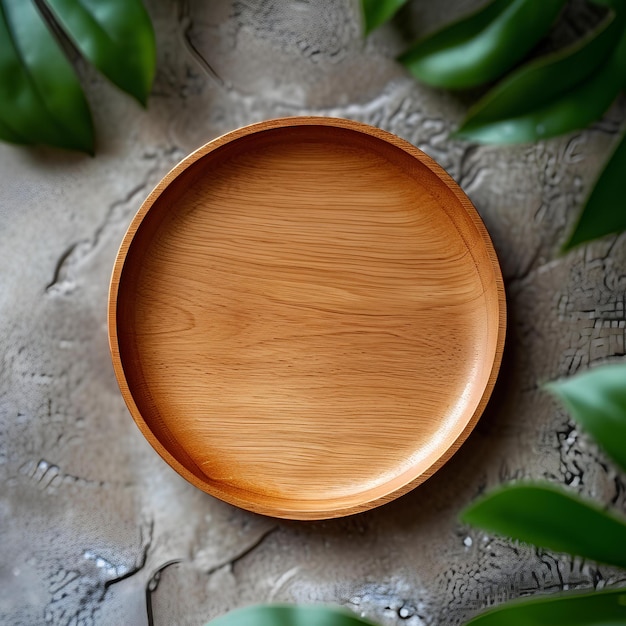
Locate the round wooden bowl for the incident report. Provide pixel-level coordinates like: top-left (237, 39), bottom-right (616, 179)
top-left (108, 117), bottom-right (505, 520)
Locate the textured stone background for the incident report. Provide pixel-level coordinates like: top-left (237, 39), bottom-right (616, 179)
top-left (2, 1), bottom-right (626, 625)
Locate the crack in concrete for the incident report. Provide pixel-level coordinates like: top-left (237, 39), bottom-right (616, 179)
top-left (142, 527), bottom-right (279, 623)
top-left (146, 559), bottom-right (183, 626)
top-left (45, 243), bottom-right (80, 292)
top-left (179, 0), bottom-right (229, 89)
top-left (104, 519), bottom-right (155, 593)
top-left (42, 520), bottom-right (155, 625)
top-left (206, 526), bottom-right (278, 576)
top-left (507, 257), bottom-right (563, 290)
top-left (45, 177), bottom-right (155, 295)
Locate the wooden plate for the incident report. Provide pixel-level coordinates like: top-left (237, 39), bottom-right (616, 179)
top-left (109, 117), bottom-right (505, 520)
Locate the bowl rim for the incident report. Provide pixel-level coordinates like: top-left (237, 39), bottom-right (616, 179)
top-left (108, 116), bottom-right (506, 520)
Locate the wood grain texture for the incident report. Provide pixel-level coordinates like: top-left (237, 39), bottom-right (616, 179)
top-left (108, 117), bottom-right (505, 519)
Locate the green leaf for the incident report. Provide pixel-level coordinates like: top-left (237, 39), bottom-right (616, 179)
top-left (546, 363), bottom-right (626, 471)
top-left (0, 114), bottom-right (29, 144)
top-left (461, 484), bottom-right (626, 569)
top-left (0, 0), bottom-right (94, 152)
top-left (563, 130), bottom-right (626, 249)
top-left (465, 587), bottom-right (626, 626)
top-left (206, 604), bottom-right (379, 626)
top-left (43, 0), bottom-right (156, 105)
top-left (361, 0), bottom-right (409, 35)
top-left (455, 9), bottom-right (625, 143)
top-left (398, 0), bottom-right (567, 89)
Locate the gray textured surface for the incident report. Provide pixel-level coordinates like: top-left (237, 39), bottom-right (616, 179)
top-left (2, 1), bottom-right (626, 625)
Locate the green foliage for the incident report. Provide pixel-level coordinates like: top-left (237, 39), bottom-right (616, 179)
top-left (0, 0), bottom-right (155, 153)
top-left (0, 0), bottom-right (93, 153)
top-left (462, 483), bottom-right (626, 569)
top-left (563, 130), bottom-right (626, 249)
top-left (464, 588), bottom-right (626, 626)
top-left (455, 11), bottom-right (625, 143)
top-left (546, 363), bottom-right (626, 471)
top-left (206, 604), bottom-right (379, 626)
top-left (44, 0), bottom-right (155, 106)
top-left (398, 0), bottom-right (567, 89)
top-left (365, 0), bottom-right (626, 250)
top-left (361, 0), bottom-right (409, 35)
top-left (460, 362), bottom-right (626, 624)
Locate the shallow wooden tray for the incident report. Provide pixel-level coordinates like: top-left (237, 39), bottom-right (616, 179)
top-left (109, 117), bottom-right (505, 520)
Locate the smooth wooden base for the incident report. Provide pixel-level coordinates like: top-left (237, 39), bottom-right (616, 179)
top-left (109, 117), bottom-right (505, 519)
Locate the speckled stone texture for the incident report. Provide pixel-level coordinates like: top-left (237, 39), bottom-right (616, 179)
top-left (2, 1), bottom-right (626, 625)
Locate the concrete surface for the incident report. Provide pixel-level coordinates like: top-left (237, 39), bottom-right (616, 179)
top-left (1, 1), bottom-right (626, 624)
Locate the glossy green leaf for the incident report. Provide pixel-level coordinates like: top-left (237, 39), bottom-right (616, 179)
top-left (461, 484), bottom-right (626, 569)
top-left (0, 0), bottom-right (93, 152)
top-left (206, 604), bottom-right (379, 626)
top-left (563, 131), bottom-right (626, 249)
top-left (546, 363), bottom-right (626, 471)
top-left (43, 0), bottom-right (156, 105)
top-left (465, 587), bottom-right (626, 626)
top-left (398, 0), bottom-right (567, 89)
top-left (456, 9), bottom-right (625, 143)
top-left (0, 114), bottom-right (28, 144)
top-left (361, 0), bottom-right (409, 35)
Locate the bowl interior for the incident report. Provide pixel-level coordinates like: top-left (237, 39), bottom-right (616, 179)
top-left (111, 120), bottom-right (504, 519)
